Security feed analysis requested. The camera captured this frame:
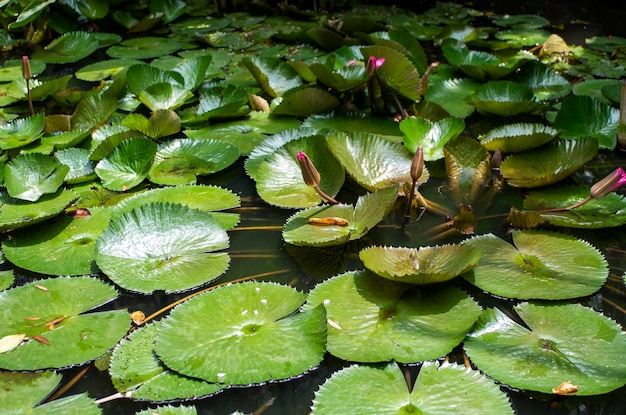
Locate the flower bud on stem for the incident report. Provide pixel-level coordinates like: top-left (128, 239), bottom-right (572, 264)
top-left (22, 56), bottom-right (34, 115)
top-left (404, 146), bottom-right (424, 225)
top-left (297, 151), bottom-right (339, 205)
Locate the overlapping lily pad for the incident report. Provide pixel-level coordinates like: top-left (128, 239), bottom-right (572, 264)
top-left (95, 203), bottom-right (230, 294)
top-left (106, 37), bottom-right (182, 60)
top-left (463, 231), bottom-right (608, 299)
top-left (479, 123), bottom-right (559, 152)
top-left (0, 189), bottom-right (77, 232)
top-left (359, 244), bottom-right (482, 284)
top-left (32, 32), bottom-right (99, 63)
top-left (473, 80), bottom-right (544, 116)
top-left (400, 116), bottom-right (465, 161)
top-left (303, 270), bottom-right (481, 363)
top-left (0, 277), bottom-right (129, 370)
top-left (155, 282), bottom-right (327, 385)
top-left (94, 137), bottom-right (158, 191)
top-left (0, 113), bottom-right (44, 149)
top-left (4, 153), bottom-right (69, 202)
top-left (465, 302), bottom-right (626, 395)
top-left (110, 321), bottom-right (223, 401)
top-left (311, 361), bottom-right (513, 415)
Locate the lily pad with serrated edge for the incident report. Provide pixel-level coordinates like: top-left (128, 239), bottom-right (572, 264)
top-left (75, 59), bottom-right (145, 81)
top-left (361, 45), bottom-right (423, 101)
top-left (328, 131), bottom-right (428, 191)
top-left (155, 281), bottom-right (327, 385)
top-left (106, 37), bottom-right (182, 60)
top-left (3, 207), bottom-right (112, 275)
top-left (0, 277), bottom-right (129, 370)
top-left (302, 270), bottom-right (481, 363)
top-left (4, 153), bottom-right (69, 202)
top-left (95, 137), bottom-right (158, 191)
top-left (462, 230), bottom-right (608, 300)
top-left (136, 405), bottom-right (197, 415)
top-left (242, 56), bottom-right (302, 98)
top-left (0, 113), bottom-right (44, 150)
top-left (359, 244), bottom-right (482, 285)
top-left (95, 203), bottom-right (230, 294)
top-left (138, 82), bottom-right (194, 111)
top-left (283, 186), bottom-right (398, 247)
top-left (311, 361), bottom-right (513, 415)
top-left (148, 138), bottom-right (240, 186)
top-left (423, 72), bottom-right (480, 118)
top-left (273, 86), bottom-right (341, 118)
top-left (245, 129), bottom-right (344, 208)
top-left (465, 302), bottom-right (626, 395)
top-left (126, 64), bottom-right (184, 96)
top-left (472, 80), bottom-right (545, 116)
top-left (479, 123), bottom-right (559, 153)
top-left (55, 148), bottom-right (96, 184)
top-left (184, 84), bottom-right (250, 124)
top-left (400, 116), bottom-right (465, 161)
top-left (501, 138), bottom-right (598, 188)
top-left (71, 88), bottom-right (119, 131)
top-left (110, 321), bottom-right (223, 402)
top-left (0, 271), bottom-right (14, 291)
top-left (522, 185), bottom-right (626, 228)
top-left (32, 32), bottom-right (99, 64)
top-left (511, 60), bottom-right (572, 100)
top-left (0, 59), bottom-right (46, 82)
top-left (0, 189), bottom-right (77, 232)
top-left (123, 109), bottom-right (181, 139)
top-left (42, 128), bottom-right (91, 150)
top-left (302, 113), bottom-right (403, 141)
top-left (0, 371), bottom-right (101, 414)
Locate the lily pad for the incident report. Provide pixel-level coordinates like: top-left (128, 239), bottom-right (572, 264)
top-left (464, 302), bottom-right (626, 395)
top-left (148, 138), bottom-right (240, 185)
top-left (110, 321), bottom-right (223, 402)
top-left (55, 148), bottom-right (97, 184)
top-left (0, 113), bottom-right (44, 150)
top-left (75, 59), bottom-right (145, 81)
top-left (473, 80), bottom-right (544, 116)
top-left (273, 86), bottom-right (341, 118)
top-left (154, 282), bottom-right (327, 385)
top-left (0, 189), bottom-right (77, 232)
top-left (242, 56), bottom-right (302, 98)
top-left (424, 70), bottom-right (480, 117)
top-left (479, 123), bottom-right (559, 153)
top-left (283, 186), bottom-right (398, 247)
top-left (3, 207), bottom-right (113, 275)
top-left (303, 270), bottom-right (481, 363)
top-left (0, 277), bottom-right (129, 370)
top-left (463, 231), bottom-right (608, 300)
top-left (95, 137), bottom-right (158, 191)
top-left (500, 138), bottom-right (598, 188)
top-left (106, 37), bottom-right (182, 60)
top-left (0, 58), bottom-right (45, 82)
top-left (0, 371), bottom-right (101, 414)
top-left (32, 32), bottom-right (99, 64)
top-left (359, 244), bottom-right (482, 284)
top-left (400, 116), bottom-right (465, 161)
top-left (136, 405), bottom-right (196, 415)
top-left (95, 203), bottom-right (230, 294)
top-left (4, 153), bottom-right (69, 202)
top-left (311, 361), bottom-right (513, 415)
top-left (122, 109), bottom-right (181, 139)
top-left (328, 132), bottom-right (428, 191)
top-left (361, 45), bottom-right (423, 101)
top-left (511, 60), bottom-right (571, 100)
top-left (139, 82), bottom-right (194, 111)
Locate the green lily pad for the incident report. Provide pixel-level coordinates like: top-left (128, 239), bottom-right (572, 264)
top-left (246, 130), bottom-right (344, 208)
top-left (511, 60), bottom-right (571, 100)
top-left (328, 132), bottom-right (428, 191)
top-left (465, 302), bottom-right (626, 395)
top-left (463, 231), bottom-right (608, 300)
top-left (0, 189), bottom-right (77, 232)
top-left (0, 371), bottom-right (101, 414)
top-left (123, 109), bottom-right (181, 139)
top-left (424, 70), bottom-right (480, 117)
top-left (95, 203), bottom-right (230, 294)
top-left (479, 123), bottom-right (559, 153)
top-left (106, 37), bottom-right (182, 60)
top-left (148, 138), bottom-right (240, 186)
top-left (302, 113), bottom-right (402, 141)
top-left (169, 55), bottom-right (212, 91)
top-left (522, 185), bottom-right (626, 228)
top-left (0, 58), bottom-right (45, 82)
top-left (553, 95), bottom-right (619, 150)
top-left (311, 361), bottom-right (513, 415)
top-left (55, 148), bottom-right (97, 184)
top-left (4, 153), bottom-right (69, 202)
top-left (308, 62), bottom-right (366, 92)
top-left (303, 270), bottom-right (481, 362)
top-left (359, 244), bottom-right (482, 284)
top-left (0, 113), bottom-right (44, 150)
top-left (110, 321), bottom-right (223, 402)
top-left (3, 207), bottom-right (112, 275)
top-left (283, 186), bottom-right (398, 247)
top-left (0, 270), bottom-right (14, 291)
top-left (71, 87), bottom-right (119, 131)
top-left (501, 138), bottom-right (598, 188)
top-left (154, 282), bottom-right (327, 385)
top-left (139, 82), bottom-right (193, 111)
top-left (400, 116), bottom-right (465, 161)
top-left (126, 63), bottom-right (184, 96)
top-left (136, 405), bottom-right (196, 415)
top-left (361, 45), bottom-right (423, 101)
top-left (273, 86), bottom-right (340, 118)
top-left (0, 277), bottom-right (129, 370)
top-left (181, 84), bottom-right (249, 125)
top-left (32, 32), bottom-right (99, 64)
top-left (75, 59), bottom-right (145, 81)
top-left (95, 137), bottom-right (157, 191)
top-left (473, 80), bottom-right (544, 116)
top-left (242, 56), bottom-right (302, 98)
top-left (42, 128), bottom-right (91, 150)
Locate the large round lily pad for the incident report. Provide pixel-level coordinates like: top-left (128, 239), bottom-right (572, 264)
top-left (154, 282), bottom-right (327, 385)
top-left (464, 302), bottom-right (626, 395)
top-left (463, 230), bottom-right (608, 300)
top-left (311, 361), bottom-right (513, 415)
top-left (95, 203), bottom-right (230, 294)
top-left (303, 270), bottom-right (481, 363)
top-left (0, 189), bottom-right (77, 232)
top-left (0, 277), bottom-right (129, 370)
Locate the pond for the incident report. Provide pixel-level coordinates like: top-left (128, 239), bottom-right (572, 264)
top-left (1, 1), bottom-right (626, 415)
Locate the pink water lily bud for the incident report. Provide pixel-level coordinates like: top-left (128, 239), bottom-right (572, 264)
top-left (22, 56), bottom-right (32, 81)
top-left (590, 167), bottom-right (626, 199)
top-left (367, 56), bottom-right (385, 77)
top-left (297, 151), bottom-right (321, 187)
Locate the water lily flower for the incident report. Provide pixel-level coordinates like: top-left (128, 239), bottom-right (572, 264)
top-left (366, 56), bottom-right (385, 78)
top-left (296, 151), bottom-right (339, 205)
top-left (590, 167), bottom-right (626, 199)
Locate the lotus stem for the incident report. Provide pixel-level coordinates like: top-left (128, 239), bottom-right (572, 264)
top-left (415, 190), bottom-right (453, 217)
top-left (541, 195), bottom-right (591, 212)
top-left (314, 184), bottom-right (339, 205)
top-left (619, 79), bottom-right (626, 150)
top-left (22, 56), bottom-right (34, 115)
